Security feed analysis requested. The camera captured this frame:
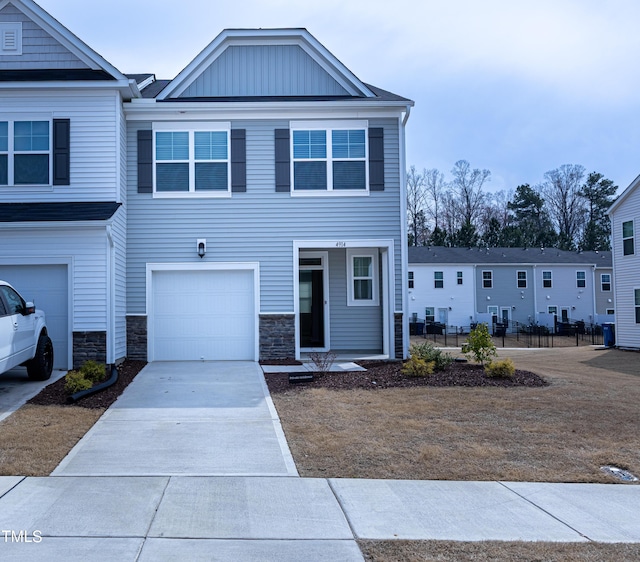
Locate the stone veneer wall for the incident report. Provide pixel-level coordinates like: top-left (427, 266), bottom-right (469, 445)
top-left (394, 313), bottom-right (404, 359)
top-left (126, 315), bottom-right (148, 361)
top-left (259, 314), bottom-right (296, 360)
top-left (72, 331), bottom-right (107, 369)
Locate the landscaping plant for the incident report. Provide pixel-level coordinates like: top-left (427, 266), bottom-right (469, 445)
top-left (409, 341), bottom-right (453, 371)
top-left (461, 323), bottom-right (497, 367)
top-left (64, 360), bottom-right (107, 394)
top-left (308, 350), bottom-right (337, 375)
top-left (485, 358), bottom-right (516, 378)
top-left (402, 357), bottom-right (435, 377)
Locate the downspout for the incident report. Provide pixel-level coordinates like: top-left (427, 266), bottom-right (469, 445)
top-left (106, 225), bottom-right (115, 365)
top-left (533, 265), bottom-right (538, 324)
top-left (399, 104), bottom-right (412, 359)
top-left (67, 363), bottom-right (118, 403)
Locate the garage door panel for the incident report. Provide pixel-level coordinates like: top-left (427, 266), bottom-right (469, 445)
top-left (152, 269), bottom-right (255, 361)
top-left (0, 265), bottom-right (69, 369)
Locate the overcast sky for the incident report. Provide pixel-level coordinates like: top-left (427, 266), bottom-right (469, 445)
top-left (38, 0), bottom-right (640, 195)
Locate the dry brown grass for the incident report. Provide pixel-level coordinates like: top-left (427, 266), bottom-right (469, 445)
top-left (358, 540), bottom-right (640, 561)
top-left (272, 347), bottom-right (640, 482)
top-left (0, 405), bottom-right (104, 476)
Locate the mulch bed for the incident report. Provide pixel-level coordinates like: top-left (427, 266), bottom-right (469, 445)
top-left (264, 360), bottom-right (548, 394)
top-left (27, 360), bottom-right (147, 409)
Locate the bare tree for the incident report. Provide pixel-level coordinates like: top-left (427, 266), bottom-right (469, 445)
top-left (540, 164), bottom-right (587, 250)
top-left (406, 166), bottom-right (428, 246)
top-left (423, 168), bottom-right (446, 230)
top-left (450, 160), bottom-right (491, 225)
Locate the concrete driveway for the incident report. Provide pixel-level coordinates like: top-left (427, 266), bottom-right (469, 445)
top-left (0, 368), bottom-right (66, 423)
top-left (53, 362), bottom-right (298, 477)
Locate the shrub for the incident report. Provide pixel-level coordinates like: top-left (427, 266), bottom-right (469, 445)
top-left (64, 370), bottom-right (93, 394)
top-left (409, 342), bottom-right (453, 371)
top-left (485, 358), bottom-right (516, 378)
top-left (461, 323), bottom-right (497, 366)
top-left (402, 357), bottom-right (435, 377)
top-left (308, 350), bottom-right (337, 375)
top-left (80, 360), bottom-right (106, 383)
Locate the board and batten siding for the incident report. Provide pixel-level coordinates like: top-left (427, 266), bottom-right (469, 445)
top-left (179, 45), bottom-right (349, 98)
top-left (0, 90), bottom-right (121, 202)
top-left (0, 3), bottom-right (89, 70)
top-left (125, 118), bottom-right (403, 316)
top-left (611, 186), bottom-right (640, 348)
top-left (0, 226), bottom-right (109, 331)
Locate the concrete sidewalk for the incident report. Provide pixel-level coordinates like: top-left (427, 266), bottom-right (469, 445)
top-left (1, 360), bottom-right (639, 560)
top-left (1, 476), bottom-right (639, 560)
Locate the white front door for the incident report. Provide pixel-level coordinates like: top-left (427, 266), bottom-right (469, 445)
top-left (500, 307), bottom-right (511, 331)
top-left (437, 308), bottom-right (448, 326)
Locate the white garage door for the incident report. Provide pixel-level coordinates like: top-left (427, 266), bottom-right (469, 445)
top-left (151, 269), bottom-right (255, 361)
top-left (0, 264), bottom-right (69, 369)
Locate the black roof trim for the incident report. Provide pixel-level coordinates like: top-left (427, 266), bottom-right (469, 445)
top-left (0, 202), bottom-right (122, 222)
top-left (0, 69), bottom-right (116, 82)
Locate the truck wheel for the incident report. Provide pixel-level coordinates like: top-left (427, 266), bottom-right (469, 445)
top-left (27, 335), bottom-right (54, 381)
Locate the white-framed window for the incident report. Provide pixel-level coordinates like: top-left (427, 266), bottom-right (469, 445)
top-left (543, 270), bottom-right (552, 288)
top-left (635, 289), bottom-right (640, 324)
top-left (487, 305), bottom-right (498, 323)
top-left (517, 270), bottom-right (527, 289)
top-left (623, 221), bottom-right (634, 256)
top-left (457, 271), bottom-right (463, 285)
top-left (482, 270), bottom-right (492, 288)
top-left (606, 308), bottom-right (615, 315)
top-left (347, 249), bottom-right (379, 306)
top-left (0, 119), bottom-right (51, 186)
top-left (425, 307), bottom-right (435, 322)
top-left (601, 273), bottom-right (611, 292)
top-left (408, 271), bottom-right (414, 289)
top-left (576, 271), bottom-right (586, 288)
top-left (291, 120), bottom-right (368, 194)
top-left (153, 122), bottom-right (230, 197)
top-left (434, 271), bottom-right (444, 288)
top-left (548, 305), bottom-right (557, 315)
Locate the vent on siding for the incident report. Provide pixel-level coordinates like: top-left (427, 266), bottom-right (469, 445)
top-left (1, 23), bottom-right (22, 55)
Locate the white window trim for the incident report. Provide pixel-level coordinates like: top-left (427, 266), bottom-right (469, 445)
top-left (408, 271), bottom-right (414, 289)
top-left (434, 271), bottom-right (444, 289)
top-left (425, 306), bottom-right (435, 322)
top-left (606, 308), bottom-right (615, 315)
top-left (601, 273), bottom-right (611, 292)
top-left (347, 248), bottom-right (379, 306)
top-left (0, 117), bottom-right (52, 188)
top-left (482, 270), bottom-right (493, 289)
top-left (152, 121), bottom-right (231, 198)
top-left (457, 271), bottom-right (463, 285)
top-left (517, 270), bottom-right (527, 289)
top-left (548, 306), bottom-right (558, 315)
top-left (290, 119), bottom-right (369, 196)
top-left (542, 270), bottom-right (552, 288)
top-left (622, 220), bottom-right (635, 256)
top-left (576, 270), bottom-right (586, 288)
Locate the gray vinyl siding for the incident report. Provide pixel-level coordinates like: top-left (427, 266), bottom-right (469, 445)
top-left (179, 45), bottom-right (349, 98)
top-left (0, 4), bottom-right (89, 69)
top-left (475, 266), bottom-right (536, 325)
top-left (610, 185), bottom-right (640, 347)
top-left (126, 118), bottom-right (403, 317)
top-left (328, 249), bottom-right (382, 352)
top-left (595, 267), bottom-right (613, 315)
top-left (0, 90), bottom-right (121, 202)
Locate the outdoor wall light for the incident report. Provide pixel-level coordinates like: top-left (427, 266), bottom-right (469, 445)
top-left (197, 239), bottom-right (206, 258)
top-left (512, 306), bottom-right (516, 310)
top-left (572, 306), bottom-right (576, 310)
top-left (448, 306), bottom-right (452, 311)
top-left (486, 296), bottom-right (491, 300)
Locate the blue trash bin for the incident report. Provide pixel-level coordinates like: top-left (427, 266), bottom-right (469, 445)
top-left (602, 323), bottom-right (615, 347)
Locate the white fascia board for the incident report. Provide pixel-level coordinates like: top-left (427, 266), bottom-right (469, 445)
top-left (0, 79), bottom-right (139, 99)
top-left (124, 99), bottom-right (410, 121)
top-left (5, 0), bottom-right (130, 82)
top-left (0, 220), bottom-right (113, 230)
top-left (607, 173), bottom-right (640, 216)
top-left (157, 28), bottom-right (375, 100)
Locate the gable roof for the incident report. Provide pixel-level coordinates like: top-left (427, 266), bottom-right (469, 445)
top-left (607, 173), bottom-right (640, 215)
top-left (0, 0), bottom-right (139, 98)
top-left (409, 246), bottom-right (612, 267)
top-left (157, 28), bottom-right (380, 101)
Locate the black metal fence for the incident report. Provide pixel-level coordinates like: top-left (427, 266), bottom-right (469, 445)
top-left (409, 319), bottom-right (605, 348)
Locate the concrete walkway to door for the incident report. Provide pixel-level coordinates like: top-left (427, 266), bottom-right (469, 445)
top-left (53, 362), bottom-right (298, 477)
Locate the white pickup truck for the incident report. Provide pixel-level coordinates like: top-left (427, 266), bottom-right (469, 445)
top-left (0, 280), bottom-right (53, 381)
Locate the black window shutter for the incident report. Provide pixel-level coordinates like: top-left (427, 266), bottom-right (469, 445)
top-left (231, 129), bottom-right (246, 193)
top-left (368, 127), bottom-right (384, 191)
top-left (274, 129), bottom-right (290, 192)
top-left (137, 130), bottom-right (153, 193)
top-left (52, 119), bottom-right (70, 185)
